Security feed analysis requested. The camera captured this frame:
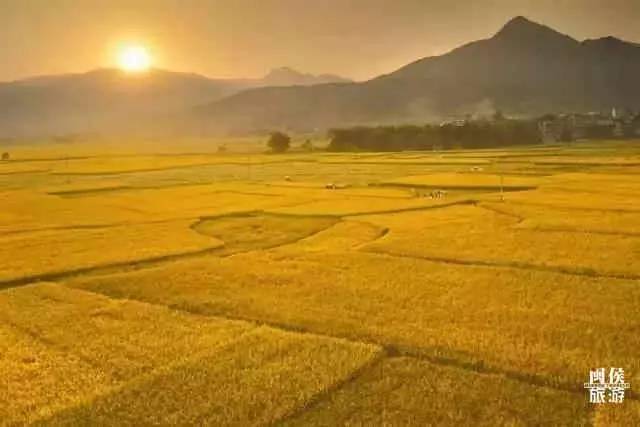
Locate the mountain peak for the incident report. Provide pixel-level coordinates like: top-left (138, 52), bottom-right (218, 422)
top-left (497, 16), bottom-right (545, 35)
top-left (493, 15), bottom-right (578, 47)
top-left (264, 67), bottom-right (305, 80)
top-left (262, 67), bottom-right (350, 86)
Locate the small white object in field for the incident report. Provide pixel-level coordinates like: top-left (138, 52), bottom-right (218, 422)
top-left (429, 189), bottom-right (447, 199)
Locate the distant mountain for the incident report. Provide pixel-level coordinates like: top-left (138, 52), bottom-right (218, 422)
top-left (0, 67), bottom-right (349, 137)
top-left (261, 67), bottom-right (351, 87)
top-left (197, 16), bottom-right (640, 133)
top-left (0, 69), bottom-right (243, 137)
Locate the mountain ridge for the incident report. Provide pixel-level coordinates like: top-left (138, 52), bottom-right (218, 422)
top-left (195, 16), bottom-right (640, 133)
top-left (2, 16), bottom-right (640, 137)
top-left (0, 67), bottom-right (350, 137)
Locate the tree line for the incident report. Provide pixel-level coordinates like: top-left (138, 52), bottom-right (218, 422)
top-left (327, 120), bottom-right (541, 152)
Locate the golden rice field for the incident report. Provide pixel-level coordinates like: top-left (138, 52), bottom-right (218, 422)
top-left (1, 138), bottom-right (639, 425)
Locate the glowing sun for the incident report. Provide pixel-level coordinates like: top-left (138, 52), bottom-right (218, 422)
top-left (118, 45), bottom-right (152, 72)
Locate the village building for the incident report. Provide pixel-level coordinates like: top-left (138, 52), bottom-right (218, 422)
top-left (538, 109), bottom-right (640, 142)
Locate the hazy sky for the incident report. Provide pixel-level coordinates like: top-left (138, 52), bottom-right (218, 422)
top-left (2, 0), bottom-right (640, 82)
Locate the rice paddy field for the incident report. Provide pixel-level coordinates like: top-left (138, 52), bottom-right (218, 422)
top-left (1, 138), bottom-right (639, 425)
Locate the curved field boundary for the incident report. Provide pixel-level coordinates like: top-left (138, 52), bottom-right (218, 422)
top-left (321, 160), bottom-right (490, 166)
top-left (49, 158), bottom-right (320, 176)
top-left (46, 182), bottom-right (217, 198)
top-left (341, 199), bottom-right (478, 217)
top-left (266, 199), bottom-right (478, 218)
top-left (47, 186), bottom-right (133, 197)
top-left (0, 169), bottom-right (51, 176)
top-left (0, 245), bottom-right (225, 291)
top-left (363, 249), bottom-right (640, 281)
top-left (0, 201), bottom-right (475, 290)
top-left (0, 224), bottom-right (120, 238)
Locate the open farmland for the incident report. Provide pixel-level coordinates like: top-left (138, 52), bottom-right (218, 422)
top-left (1, 139), bottom-right (640, 425)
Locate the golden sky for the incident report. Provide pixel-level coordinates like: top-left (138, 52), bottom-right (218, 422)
top-left (2, 0), bottom-right (640, 82)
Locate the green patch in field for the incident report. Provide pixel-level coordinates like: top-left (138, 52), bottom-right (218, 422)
top-left (192, 212), bottom-right (339, 254)
top-left (378, 172), bottom-right (544, 191)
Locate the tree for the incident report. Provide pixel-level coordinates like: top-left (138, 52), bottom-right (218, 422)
top-left (1, 152), bottom-right (9, 161)
top-left (301, 139), bottom-right (314, 152)
top-left (267, 132), bottom-right (291, 153)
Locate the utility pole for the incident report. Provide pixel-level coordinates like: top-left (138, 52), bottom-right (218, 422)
top-left (496, 159), bottom-right (504, 202)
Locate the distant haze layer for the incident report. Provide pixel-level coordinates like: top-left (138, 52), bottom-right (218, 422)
top-left (2, 0), bottom-right (640, 82)
top-left (2, 15), bottom-right (640, 137)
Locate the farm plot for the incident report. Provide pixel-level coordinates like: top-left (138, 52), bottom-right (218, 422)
top-left (0, 284), bottom-right (381, 425)
top-left (192, 213), bottom-right (339, 255)
top-left (3, 140), bottom-right (640, 424)
top-left (284, 357), bottom-right (589, 426)
top-left (0, 220), bottom-right (222, 285)
top-left (49, 154), bottom-right (235, 175)
top-left (378, 172), bottom-right (546, 191)
top-left (267, 196), bottom-right (470, 217)
top-left (40, 328), bottom-right (381, 426)
top-left (0, 162), bottom-right (53, 175)
top-left (503, 186), bottom-right (640, 212)
top-left (542, 173), bottom-right (640, 196)
top-left (483, 201), bottom-right (640, 235)
top-left (0, 184), bottom-right (303, 235)
top-left (0, 283), bottom-right (250, 424)
top-left (68, 246), bottom-right (640, 392)
top-left (361, 204), bottom-right (640, 278)
top-left (58, 184), bottom-right (300, 221)
top-left (531, 156), bottom-right (640, 167)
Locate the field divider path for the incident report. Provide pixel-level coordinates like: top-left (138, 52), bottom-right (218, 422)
top-left (340, 199), bottom-right (478, 218)
top-left (362, 248), bottom-right (640, 281)
top-left (477, 202), bottom-right (640, 237)
top-left (0, 245), bottom-right (225, 290)
top-left (268, 351), bottom-right (388, 426)
top-left (503, 200), bottom-right (640, 214)
top-left (0, 211), bottom-right (340, 290)
top-left (31, 327), bottom-right (261, 424)
top-left (65, 287), bottom-right (638, 404)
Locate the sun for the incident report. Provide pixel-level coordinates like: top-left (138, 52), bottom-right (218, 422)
top-left (117, 45), bottom-right (152, 72)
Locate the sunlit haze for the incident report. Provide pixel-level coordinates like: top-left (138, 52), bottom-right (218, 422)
top-left (2, 0), bottom-right (640, 82)
top-left (117, 45), bottom-right (152, 72)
